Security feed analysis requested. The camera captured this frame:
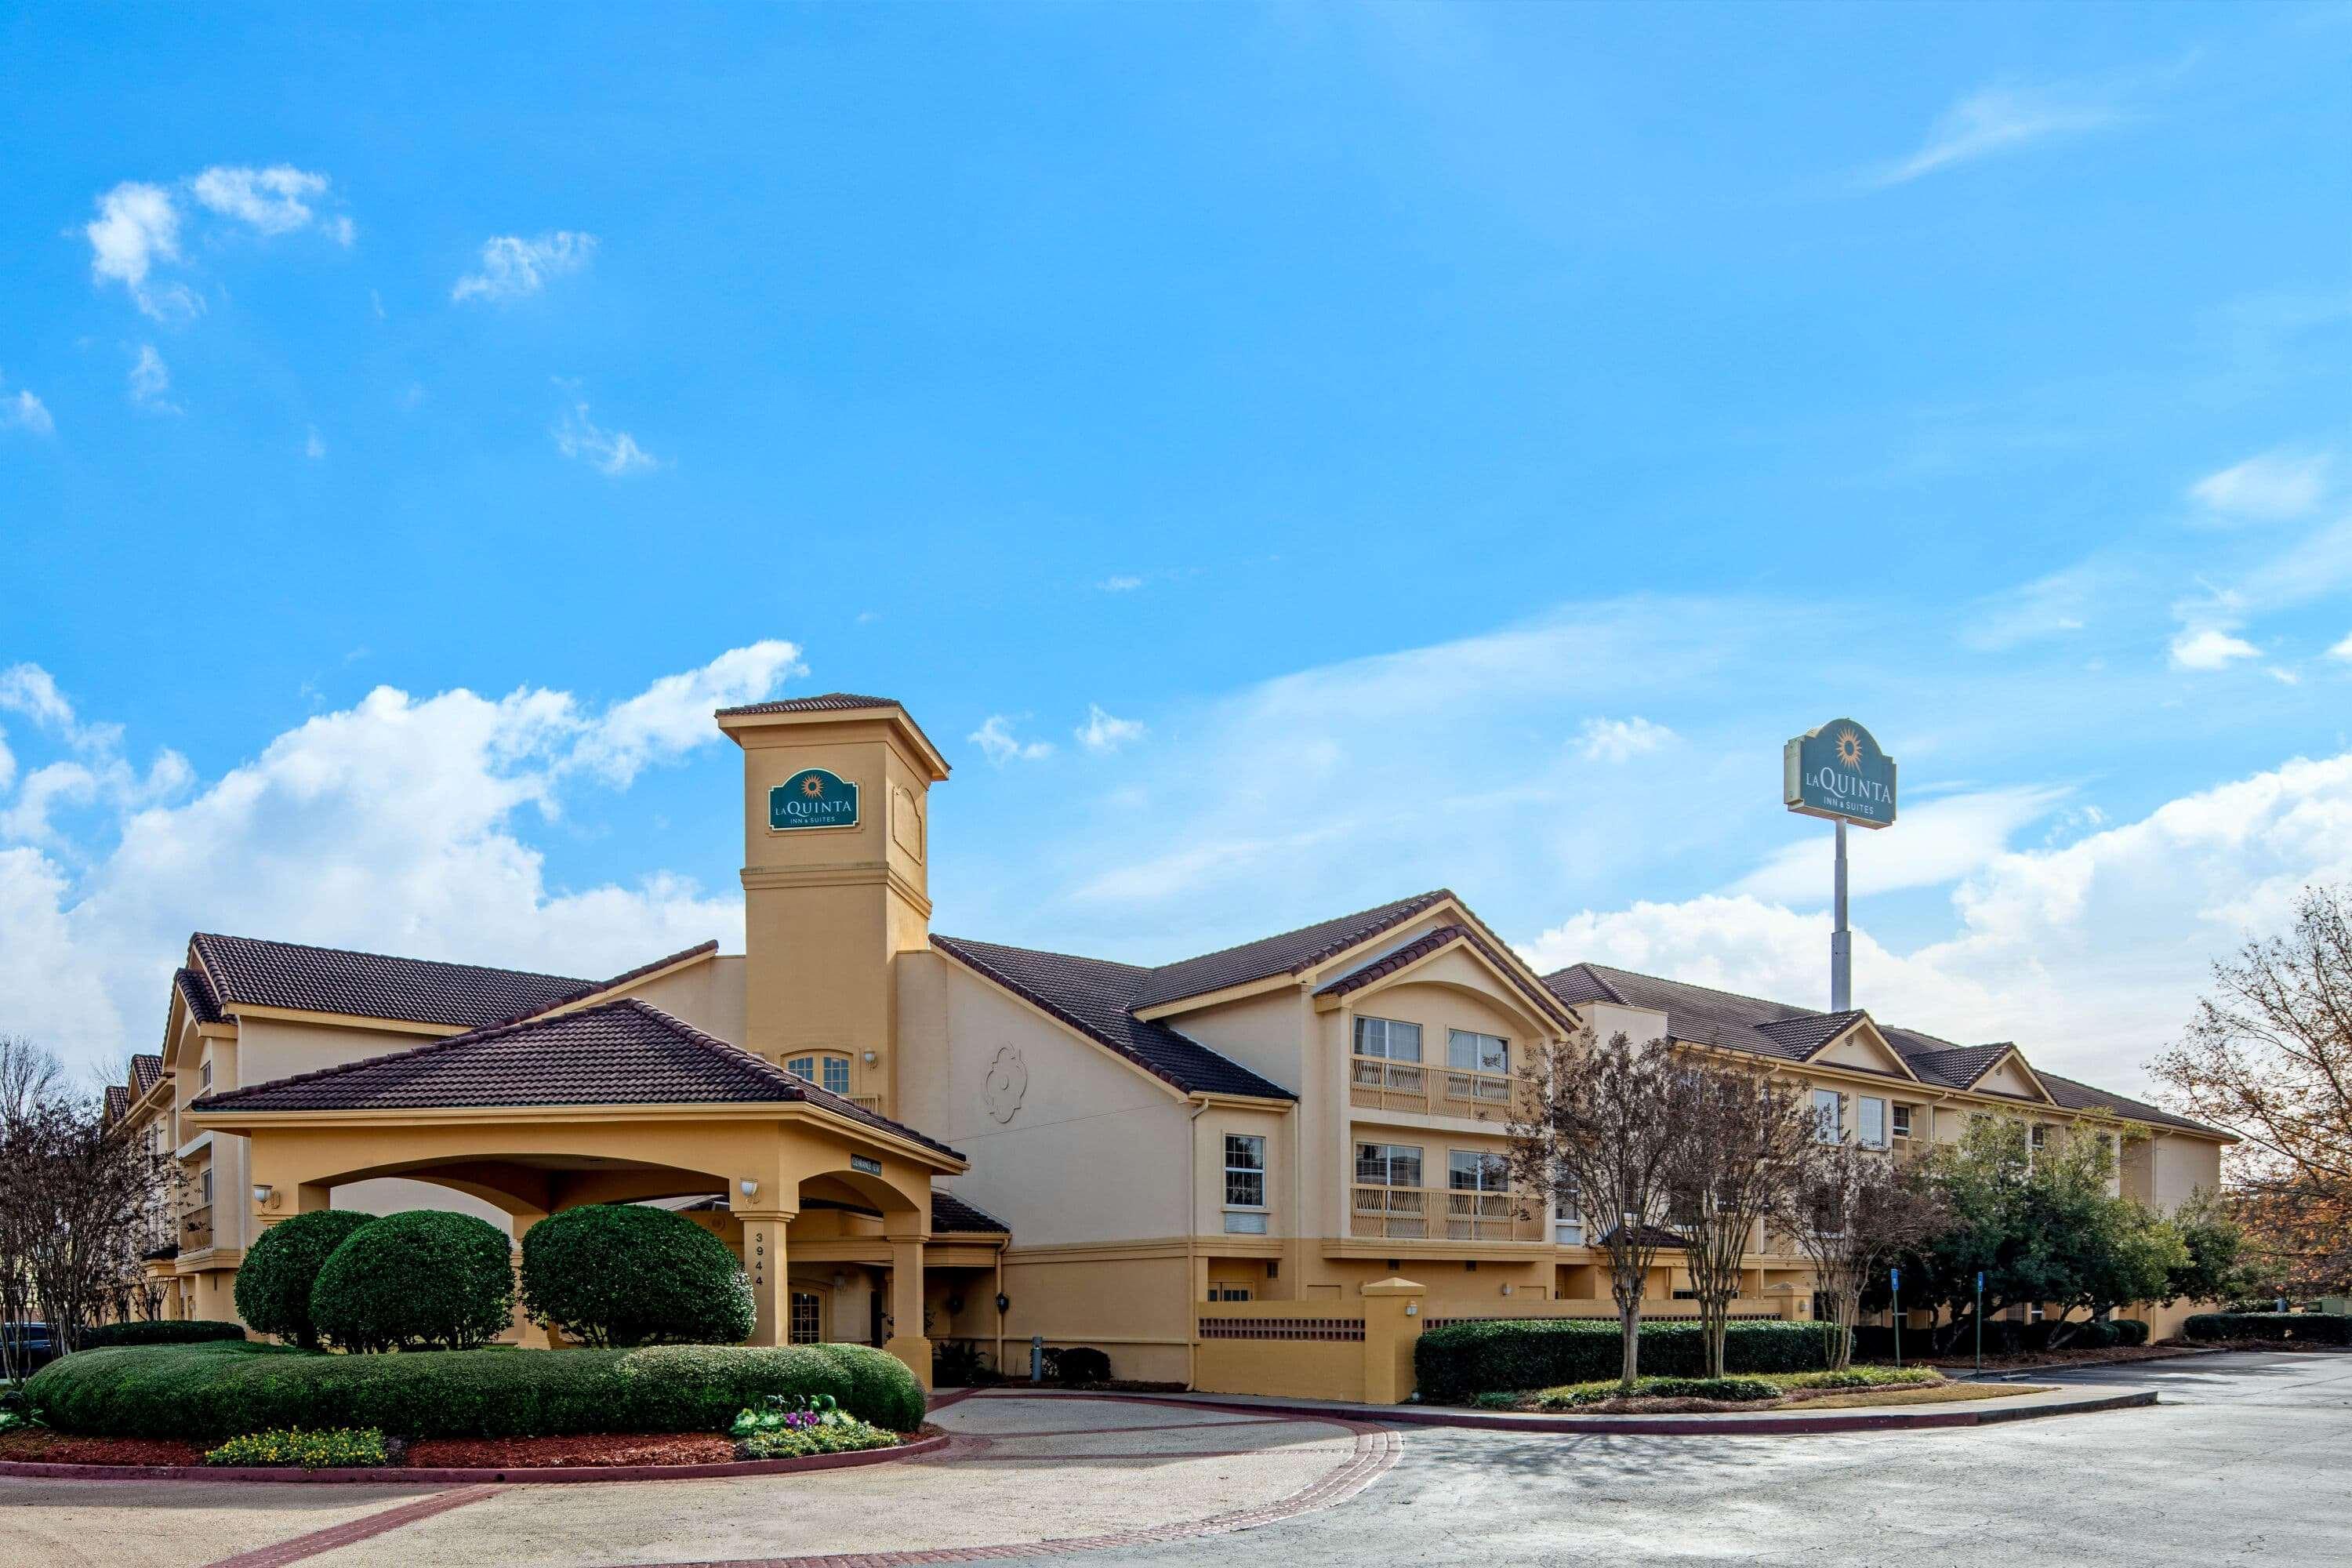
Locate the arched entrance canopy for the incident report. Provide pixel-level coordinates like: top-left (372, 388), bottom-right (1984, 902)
top-left (184, 998), bottom-right (965, 1377)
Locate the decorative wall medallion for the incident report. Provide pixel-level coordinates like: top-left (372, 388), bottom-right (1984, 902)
top-left (982, 1044), bottom-right (1029, 1123)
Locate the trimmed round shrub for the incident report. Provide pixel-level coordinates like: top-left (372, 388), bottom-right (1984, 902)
top-left (309, 1210), bottom-right (515, 1352)
top-left (25, 1340), bottom-right (923, 1440)
top-left (1414, 1319), bottom-right (1828, 1404)
top-left (236, 1210), bottom-right (379, 1348)
top-left (519, 1204), bottom-right (753, 1348)
top-left (2112, 1319), bottom-right (2151, 1347)
top-left (79, 1319), bottom-right (247, 1350)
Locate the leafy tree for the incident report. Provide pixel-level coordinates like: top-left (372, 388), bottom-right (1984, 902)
top-left (2160, 1189), bottom-right (2258, 1307)
top-left (1508, 1029), bottom-right (1698, 1391)
top-left (1784, 1138), bottom-right (1948, 1370)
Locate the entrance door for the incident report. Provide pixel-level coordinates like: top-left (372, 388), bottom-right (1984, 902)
top-left (789, 1291), bottom-right (822, 1345)
top-left (869, 1287), bottom-right (884, 1347)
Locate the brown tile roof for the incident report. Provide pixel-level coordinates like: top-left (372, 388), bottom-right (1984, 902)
top-left (189, 932), bottom-right (593, 1029)
top-left (932, 936), bottom-right (1294, 1101)
top-left (130, 1054), bottom-right (164, 1096)
top-left (1129, 890), bottom-right (1454, 1011)
top-left (173, 966), bottom-right (222, 1025)
top-left (1544, 961), bottom-right (2227, 1138)
top-left (104, 1084), bottom-right (129, 1123)
top-left (715, 692), bottom-right (898, 717)
top-left (931, 1189), bottom-right (1012, 1235)
top-left (187, 998), bottom-right (964, 1160)
top-left (1312, 924), bottom-right (1576, 1029)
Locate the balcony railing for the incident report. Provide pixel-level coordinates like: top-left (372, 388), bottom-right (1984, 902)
top-left (1350, 1057), bottom-right (1519, 1119)
top-left (845, 1094), bottom-right (884, 1113)
top-left (182, 1204), bottom-right (213, 1251)
top-left (1349, 1184), bottom-right (1544, 1243)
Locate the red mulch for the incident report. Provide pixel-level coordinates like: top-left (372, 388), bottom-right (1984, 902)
top-left (0, 1429), bottom-right (206, 1465)
top-left (401, 1432), bottom-right (739, 1468)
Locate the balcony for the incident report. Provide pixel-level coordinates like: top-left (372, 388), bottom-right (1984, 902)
top-left (1349, 1184), bottom-right (1544, 1243)
top-left (182, 1203), bottom-right (213, 1251)
top-left (845, 1094), bottom-right (884, 1113)
top-left (1349, 1058), bottom-right (1519, 1120)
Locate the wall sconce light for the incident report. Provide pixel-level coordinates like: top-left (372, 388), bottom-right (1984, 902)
top-left (1405, 1302), bottom-right (1419, 1316)
top-left (739, 1178), bottom-right (759, 1200)
top-left (994, 1292), bottom-right (1011, 1315)
top-left (831, 1270), bottom-right (847, 1290)
top-left (862, 1050), bottom-right (879, 1065)
top-left (252, 1184), bottom-right (276, 1209)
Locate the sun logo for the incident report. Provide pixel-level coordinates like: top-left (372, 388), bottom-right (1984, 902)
top-left (1835, 728), bottom-right (1863, 768)
top-left (800, 774), bottom-right (826, 799)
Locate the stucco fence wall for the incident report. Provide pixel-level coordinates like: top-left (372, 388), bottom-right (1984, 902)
top-left (1194, 1284), bottom-right (1802, 1404)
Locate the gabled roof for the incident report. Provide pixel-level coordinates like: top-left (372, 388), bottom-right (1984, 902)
top-left (713, 691), bottom-right (898, 717)
top-left (1312, 923), bottom-right (1577, 1029)
top-left (486, 940), bottom-right (720, 1030)
top-left (1129, 891), bottom-right (1454, 1010)
top-left (931, 936), bottom-right (1295, 1101)
top-left (931, 1189), bottom-right (1012, 1235)
top-left (187, 998), bottom-right (963, 1160)
top-left (130, 1054), bottom-right (164, 1097)
top-left (1544, 961), bottom-right (2227, 1138)
top-left (173, 966), bottom-right (222, 1026)
top-left (189, 932), bottom-right (594, 1030)
top-left (104, 1084), bottom-right (129, 1123)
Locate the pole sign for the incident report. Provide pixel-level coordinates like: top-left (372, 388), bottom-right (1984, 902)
top-left (768, 768), bottom-right (860, 832)
top-left (1784, 717), bottom-right (1897, 829)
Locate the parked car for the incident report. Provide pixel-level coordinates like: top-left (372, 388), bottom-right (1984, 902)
top-left (2, 1321), bottom-right (57, 1376)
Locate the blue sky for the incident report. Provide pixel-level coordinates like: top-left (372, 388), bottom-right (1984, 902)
top-left (4, 2), bottom-right (2350, 1095)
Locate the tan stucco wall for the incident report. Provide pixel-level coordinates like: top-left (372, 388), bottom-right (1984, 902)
top-left (625, 956), bottom-right (750, 1049)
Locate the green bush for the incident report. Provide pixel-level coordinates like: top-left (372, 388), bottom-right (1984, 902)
top-left (310, 1210), bottom-right (514, 1352)
top-left (2112, 1319), bottom-right (2151, 1347)
top-left (78, 1320), bottom-right (246, 1350)
top-left (25, 1339), bottom-right (925, 1440)
top-left (1413, 1319), bottom-right (1828, 1404)
top-left (205, 1427), bottom-right (387, 1468)
top-left (1531, 1374), bottom-right (1779, 1409)
top-left (237, 1210), bottom-right (379, 1348)
top-left (1774, 1365), bottom-right (1938, 1391)
top-left (519, 1205), bottom-right (753, 1348)
top-left (2183, 1312), bottom-right (2352, 1345)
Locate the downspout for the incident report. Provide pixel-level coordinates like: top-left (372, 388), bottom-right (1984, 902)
top-left (1186, 1096), bottom-right (1209, 1390)
top-left (993, 1243), bottom-right (1005, 1379)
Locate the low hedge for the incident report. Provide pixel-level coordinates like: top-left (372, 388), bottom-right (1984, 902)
top-left (78, 1320), bottom-right (247, 1350)
top-left (2183, 1312), bottom-right (2352, 1345)
top-left (1849, 1316), bottom-right (2152, 1359)
top-left (1414, 1319), bottom-right (1827, 1404)
top-left (25, 1339), bottom-right (927, 1440)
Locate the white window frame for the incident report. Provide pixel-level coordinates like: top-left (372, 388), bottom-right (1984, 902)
top-left (1812, 1088), bottom-right (1843, 1144)
top-left (1446, 1149), bottom-right (1508, 1193)
top-left (1222, 1134), bottom-right (1266, 1210)
top-left (1857, 1096), bottom-right (1887, 1150)
top-left (1353, 1015), bottom-right (1423, 1063)
top-left (1891, 1103), bottom-right (1914, 1141)
top-left (1446, 1029), bottom-right (1509, 1075)
top-left (784, 1053), bottom-right (852, 1096)
top-left (1355, 1142), bottom-right (1423, 1189)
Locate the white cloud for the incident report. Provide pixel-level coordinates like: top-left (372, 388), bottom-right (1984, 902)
top-left (452, 231), bottom-right (597, 303)
top-left (1871, 80), bottom-right (2125, 186)
top-left (2328, 633), bottom-right (2352, 662)
top-left (1098, 575), bottom-right (1144, 593)
top-left (1076, 704), bottom-right (1146, 754)
top-left (304, 426), bottom-right (326, 459)
top-left (969, 716), bottom-right (1054, 765)
top-left (83, 181), bottom-right (198, 322)
top-left (1576, 716), bottom-right (1674, 764)
top-left (0, 648), bottom-right (797, 1071)
top-left (2190, 449), bottom-right (2331, 521)
top-left (126, 344), bottom-right (179, 414)
top-left (191, 165), bottom-right (332, 237)
top-left (1733, 784), bottom-right (2069, 904)
top-left (553, 396), bottom-right (658, 476)
top-left (2168, 626), bottom-right (2260, 670)
top-left (0, 375), bottom-right (52, 437)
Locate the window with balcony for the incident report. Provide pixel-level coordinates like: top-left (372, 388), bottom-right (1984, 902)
top-left (1208, 1284), bottom-right (1254, 1302)
top-left (785, 1054), bottom-right (852, 1096)
top-left (1446, 1029), bottom-right (1508, 1074)
top-left (1446, 1150), bottom-right (1508, 1192)
top-left (1858, 1096), bottom-right (1887, 1150)
top-left (1353, 1016), bottom-right (1422, 1061)
top-left (1812, 1088), bottom-right (1842, 1143)
top-left (1356, 1143), bottom-right (1422, 1187)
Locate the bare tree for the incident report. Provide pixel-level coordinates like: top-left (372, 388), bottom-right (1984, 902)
top-left (0, 1036), bottom-right (62, 1385)
top-left (1784, 1138), bottom-right (1947, 1369)
top-left (1508, 1029), bottom-right (1696, 1391)
top-left (1669, 1058), bottom-right (1818, 1377)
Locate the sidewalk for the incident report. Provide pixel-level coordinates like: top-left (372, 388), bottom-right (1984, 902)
top-left (958, 1381), bottom-right (2160, 1436)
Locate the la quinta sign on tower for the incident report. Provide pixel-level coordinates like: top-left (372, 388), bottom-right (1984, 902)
top-left (1783, 717), bottom-right (1896, 828)
top-left (769, 767), bottom-right (859, 831)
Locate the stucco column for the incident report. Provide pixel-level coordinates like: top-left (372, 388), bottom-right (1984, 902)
top-left (508, 1210), bottom-right (550, 1349)
top-left (884, 1235), bottom-right (931, 1390)
top-left (1360, 1276), bottom-right (1426, 1405)
top-left (739, 1209), bottom-right (796, 1346)
top-left (249, 1179), bottom-right (331, 1237)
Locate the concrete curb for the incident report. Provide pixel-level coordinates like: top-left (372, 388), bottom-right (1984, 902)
top-left (969, 1385), bottom-right (2159, 1436)
top-left (0, 1427), bottom-right (951, 1485)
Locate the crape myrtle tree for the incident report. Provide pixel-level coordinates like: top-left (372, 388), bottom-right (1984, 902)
top-left (1507, 1029), bottom-right (1698, 1392)
top-left (2153, 885), bottom-right (2352, 1299)
top-left (1784, 1136), bottom-right (1947, 1370)
top-left (1668, 1055), bottom-right (1818, 1378)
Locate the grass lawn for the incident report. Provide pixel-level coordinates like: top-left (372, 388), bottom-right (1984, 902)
top-left (1791, 1382), bottom-right (2053, 1410)
top-left (1475, 1366), bottom-right (2053, 1416)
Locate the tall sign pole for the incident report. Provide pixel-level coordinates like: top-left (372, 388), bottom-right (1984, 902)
top-left (1784, 719), bottom-right (1897, 1011)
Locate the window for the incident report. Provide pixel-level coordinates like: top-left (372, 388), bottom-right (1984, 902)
top-left (1355, 1142), bottom-right (1423, 1188)
top-left (1891, 1104), bottom-right (1914, 1140)
top-left (199, 1056), bottom-right (212, 1090)
top-left (200, 1168), bottom-right (212, 1203)
top-left (1447, 1150), bottom-right (1508, 1192)
top-left (1223, 1134), bottom-right (1266, 1209)
top-left (784, 1054), bottom-right (851, 1096)
top-left (1353, 1016), bottom-right (1423, 1062)
top-left (1858, 1096), bottom-right (1887, 1150)
top-left (1553, 1174), bottom-right (1582, 1245)
top-left (1446, 1029), bottom-right (1508, 1075)
top-left (1208, 1284), bottom-right (1254, 1302)
top-left (1812, 1088), bottom-right (1842, 1143)
top-left (789, 1291), bottom-right (822, 1345)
